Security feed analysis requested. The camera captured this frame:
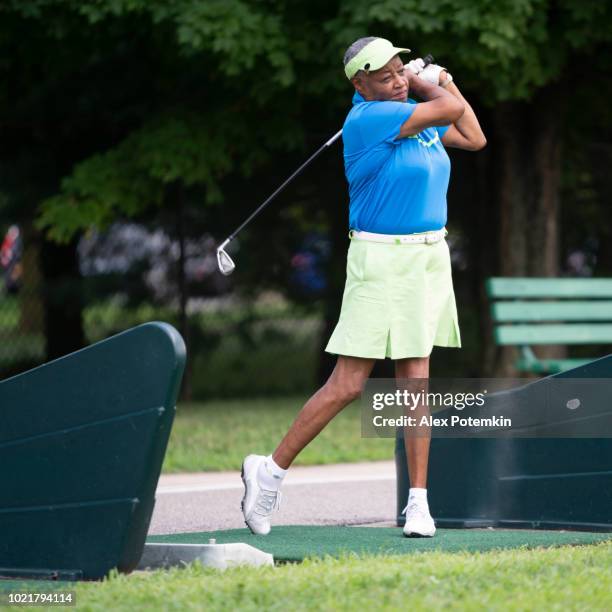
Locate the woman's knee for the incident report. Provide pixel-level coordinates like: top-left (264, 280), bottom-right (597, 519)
top-left (395, 355), bottom-right (430, 379)
top-left (325, 376), bottom-right (364, 405)
top-left (324, 356), bottom-right (374, 405)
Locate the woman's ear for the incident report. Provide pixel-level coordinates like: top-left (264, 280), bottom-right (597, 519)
top-left (351, 75), bottom-right (367, 97)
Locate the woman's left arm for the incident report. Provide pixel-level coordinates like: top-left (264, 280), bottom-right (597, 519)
top-left (439, 73), bottom-right (487, 151)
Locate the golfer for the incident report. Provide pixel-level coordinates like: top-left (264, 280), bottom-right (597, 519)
top-left (241, 37), bottom-right (486, 537)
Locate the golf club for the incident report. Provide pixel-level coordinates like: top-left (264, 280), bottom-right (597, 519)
top-left (216, 54), bottom-right (435, 276)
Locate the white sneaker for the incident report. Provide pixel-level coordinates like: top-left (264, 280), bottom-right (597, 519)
top-left (241, 454), bottom-right (282, 535)
top-left (402, 500), bottom-right (436, 537)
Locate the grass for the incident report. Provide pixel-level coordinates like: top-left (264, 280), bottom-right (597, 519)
top-left (163, 396), bottom-right (393, 473)
top-left (59, 541), bottom-right (612, 610)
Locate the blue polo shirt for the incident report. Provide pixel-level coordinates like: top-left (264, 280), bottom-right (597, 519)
top-left (343, 91), bottom-right (451, 234)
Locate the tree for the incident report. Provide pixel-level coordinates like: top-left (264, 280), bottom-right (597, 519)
top-left (2, 0), bottom-right (611, 382)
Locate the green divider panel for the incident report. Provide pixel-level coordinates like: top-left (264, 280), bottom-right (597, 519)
top-left (396, 354), bottom-right (612, 531)
top-left (0, 322), bottom-right (185, 580)
top-left (486, 277), bottom-right (612, 298)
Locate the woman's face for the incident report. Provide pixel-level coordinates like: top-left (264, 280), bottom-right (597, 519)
top-left (352, 55), bottom-right (408, 102)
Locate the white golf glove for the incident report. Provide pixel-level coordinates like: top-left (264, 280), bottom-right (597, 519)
top-left (405, 58), bottom-right (425, 75)
top-left (418, 63), bottom-right (446, 85)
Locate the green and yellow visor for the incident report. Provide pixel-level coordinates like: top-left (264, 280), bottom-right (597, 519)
top-left (344, 38), bottom-right (411, 80)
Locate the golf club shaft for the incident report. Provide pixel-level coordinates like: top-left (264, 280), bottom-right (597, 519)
top-left (224, 129), bottom-right (342, 244)
top-left (220, 54), bottom-right (434, 247)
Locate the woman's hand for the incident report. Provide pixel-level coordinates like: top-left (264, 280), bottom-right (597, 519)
top-left (405, 70), bottom-right (423, 87)
top-left (405, 58), bottom-right (425, 75)
top-left (418, 63), bottom-right (447, 86)
top-left (406, 59), bottom-right (449, 87)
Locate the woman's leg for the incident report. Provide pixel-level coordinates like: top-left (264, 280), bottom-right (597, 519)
top-left (242, 355), bottom-right (375, 534)
top-left (272, 355), bottom-right (376, 469)
top-left (394, 356), bottom-right (430, 487)
top-left (394, 355), bottom-right (436, 536)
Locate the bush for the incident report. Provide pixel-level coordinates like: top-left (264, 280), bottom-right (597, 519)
top-left (189, 319), bottom-right (320, 399)
top-left (82, 295), bottom-right (323, 400)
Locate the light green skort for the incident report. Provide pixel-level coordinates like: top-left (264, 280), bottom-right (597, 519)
top-left (325, 230), bottom-right (461, 360)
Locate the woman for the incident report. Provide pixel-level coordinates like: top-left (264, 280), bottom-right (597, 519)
top-left (241, 37), bottom-right (486, 537)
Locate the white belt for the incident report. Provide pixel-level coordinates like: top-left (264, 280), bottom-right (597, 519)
top-left (349, 228), bottom-right (448, 245)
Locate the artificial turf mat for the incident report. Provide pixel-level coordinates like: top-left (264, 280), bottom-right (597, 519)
top-left (148, 526), bottom-right (612, 562)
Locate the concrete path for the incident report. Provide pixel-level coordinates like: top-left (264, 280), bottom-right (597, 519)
top-left (149, 461), bottom-right (397, 535)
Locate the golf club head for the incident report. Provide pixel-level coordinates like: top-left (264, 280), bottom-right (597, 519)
top-left (216, 240), bottom-right (236, 276)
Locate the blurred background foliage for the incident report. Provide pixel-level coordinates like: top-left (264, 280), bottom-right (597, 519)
top-left (1, 0), bottom-right (611, 397)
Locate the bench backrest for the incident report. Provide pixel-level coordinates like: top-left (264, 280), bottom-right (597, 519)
top-left (486, 278), bottom-right (612, 345)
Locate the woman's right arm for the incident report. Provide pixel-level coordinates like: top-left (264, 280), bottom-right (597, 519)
top-left (397, 72), bottom-right (464, 138)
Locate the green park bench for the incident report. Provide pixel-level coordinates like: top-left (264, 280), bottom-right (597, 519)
top-left (395, 281), bottom-right (612, 531)
top-left (486, 277), bottom-right (612, 375)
